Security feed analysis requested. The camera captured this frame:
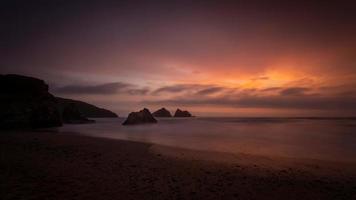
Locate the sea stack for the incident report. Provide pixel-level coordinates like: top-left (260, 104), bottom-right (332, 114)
top-left (122, 108), bottom-right (157, 125)
top-left (174, 109), bottom-right (193, 117)
top-left (152, 108), bottom-right (172, 117)
top-left (0, 74), bottom-right (62, 129)
top-left (62, 103), bottom-right (95, 124)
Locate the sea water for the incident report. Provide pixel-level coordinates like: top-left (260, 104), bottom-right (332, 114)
top-left (59, 117), bottom-right (356, 162)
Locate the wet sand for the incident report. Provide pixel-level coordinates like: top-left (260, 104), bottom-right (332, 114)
top-left (1, 131), bottom-right (356, 200)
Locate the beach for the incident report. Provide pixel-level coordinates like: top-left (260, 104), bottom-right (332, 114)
top-left (1, 131), bottom-right (356, 200)
top-left (3, 1), bottom-right (356, 199)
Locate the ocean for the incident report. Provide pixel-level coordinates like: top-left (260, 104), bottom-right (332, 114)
top-left (59, 117), bottom-right (356, 162)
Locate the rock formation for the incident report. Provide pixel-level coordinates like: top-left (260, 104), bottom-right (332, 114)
top-left (56, 97), bottom-right (118, 118)
top-left (152, 108), bottom-right (172, 117)
top-left (173, 109), bottom-right (193, 117)
top-left (62, 103), bottom-right (95, 124)
top-left (122, 108), bottom-right (157, 125)
top-left (0, 74), bottom-right (62, 129)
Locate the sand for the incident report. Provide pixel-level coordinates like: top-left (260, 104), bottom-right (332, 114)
top-left (1, 131), bottom-right (356, 200)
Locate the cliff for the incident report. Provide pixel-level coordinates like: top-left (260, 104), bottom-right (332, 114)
top-left (56, 97), bottom-right (118, 118)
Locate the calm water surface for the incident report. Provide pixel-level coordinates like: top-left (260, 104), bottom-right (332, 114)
top-left (59, 117), bottom-right (356, 162)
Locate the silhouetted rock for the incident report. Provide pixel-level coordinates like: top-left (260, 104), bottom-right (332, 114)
top-left (122, 108), bottom-right (157, 125)
top-left (174, 109), bottom-right (193, 117)
top-left (56, 97), bottom-right (118, 118)
top-left (0, 74), bottom-right (62, 129)
top-left (152, 108), bottom-right (172, 117)
top-left (62, 103), bottom-right (95, 124)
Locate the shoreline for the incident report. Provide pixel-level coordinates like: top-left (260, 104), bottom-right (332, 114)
top-left (71, 128), bottom-right (356, 174)
top-left (1, 131), bottom-right (356, 199)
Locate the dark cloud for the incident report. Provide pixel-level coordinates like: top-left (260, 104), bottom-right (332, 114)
top-left (144, 85), bottom-right (356, 111)
top-left (54, 81), bottom-right (152, 96)
top-left (54, 82), bottom-right (131, 95)
top-left (148, 84), bottom-right (356, 111)
top-left (127, 88), bottom-right (150, 95)
top-left (195, 87), bottom-right (224, 95)
top-left (260, 87), bottom-right (282, 92)
top-left (280, 87), bottom-right (310, 96)
top-left (152, 85), bottom-right (186, 94)
top-left (152, 84), bottom-right (210, 95)
top-left (143, 95), bottom-right (356, 111)
top-left (251, 76), bottom-right (269, 81)
top-left (235, 96), bottom-right (356, 110)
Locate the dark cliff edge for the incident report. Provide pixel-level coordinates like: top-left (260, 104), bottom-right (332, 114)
top-left (0, 74), bottom-right (118, 129)
top-left (56, 97), bottom-right (118, 118)
top-left (0, 74), bottom-right (62, 129)
top-left (61, 103), bottom-right (96, 124)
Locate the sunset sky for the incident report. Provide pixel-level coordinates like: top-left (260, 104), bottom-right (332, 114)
top-left (2, 0), bottom-right (356, 116)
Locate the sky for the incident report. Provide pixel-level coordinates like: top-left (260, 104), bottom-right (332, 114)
top-left (1, 0), bottom-right (356, 116)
